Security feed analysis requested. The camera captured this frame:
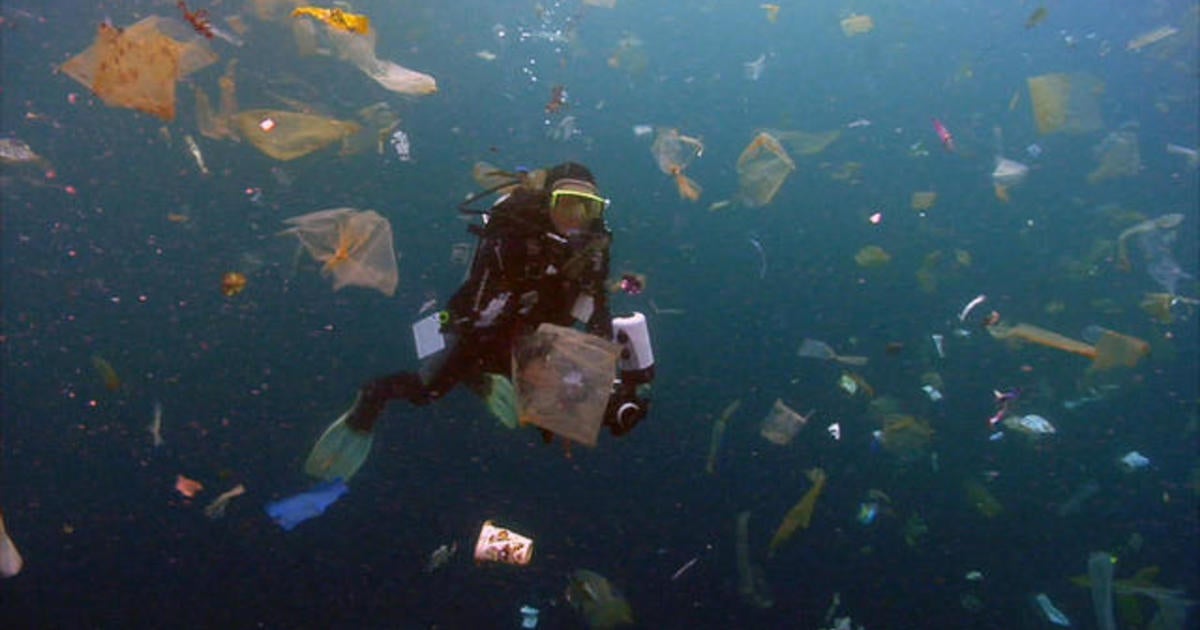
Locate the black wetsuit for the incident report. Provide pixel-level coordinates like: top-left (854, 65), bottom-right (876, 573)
top-left (346, 188), bottom-right (617, 433)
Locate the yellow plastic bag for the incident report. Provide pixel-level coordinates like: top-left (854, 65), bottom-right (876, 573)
top-left (736, 132), bottom-right (796, 207)
top-left (1027, 73), bottom-right (1104, 135)
top-left (291, 6), bottom-right (370, 34)
top-left (232, 109), bottom-right (360, 161)
top-left (60, 16), bottom-right (217, 121)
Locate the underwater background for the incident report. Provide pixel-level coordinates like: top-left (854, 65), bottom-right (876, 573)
top-left (1, 0), bottom-right (1197, 627)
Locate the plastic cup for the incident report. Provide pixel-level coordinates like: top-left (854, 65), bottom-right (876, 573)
top-left (474, 520), bottom-right (534, 566)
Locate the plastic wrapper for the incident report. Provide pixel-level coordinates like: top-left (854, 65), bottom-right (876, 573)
top-left (204, 484), bottom-right (247, 519)
top-left (607, 34), bottom-right (648, 76)
top-left (1034, 593), bottom-right (1072, 627)
top-left (0, 137), bottom-right (51, 169)
top-left (1089, 552), bottom-right (1118, 630)
top-left (1027, 73), bottom-right (1104, 135)
top-left (1140, 227), bottom-right (1190, 296)
top-left (1057, 481), bottom-right (1100, 517)
top-left (759, 399), bottom-right (811, 446)
top-left (840, 14), bottom-right (874, 37)
top-left (280, 208), bottom-right (399, 296)
top-left (736, 132), bottom-right (796, 207)
top-left (474, 520), bottom-right (534, 565)
top-left (336, 102), bottom-right (401, 157)
top-left (514, 323), bottom-right (621, 447)
top-left (879, 415), bottom-right (934, 461)
top-left (1127, 26), bottom-right (1179, 51)
top-left (60, 17), bottom-right (218, 121)
top-left (988, 321), bottom-right (1095, 358)
top-left (292, 17), bottom-right (320, 56)
top-left (798, 338), bottom-right (868, 366)
top-left (767, 468), bottom-right (827, 557)
top-left (1119, 451), bottom-right (1150, 471)
top-left (706, 400), bottom-right (740, 474)
top-left (910, 191), bottom-right (937, 210)
top-left (1088, 131), bottom-right (1141, 184)
top-left (232, 109), bottom-right (360, 161)
top-left (736, 511), bottom-right (773, 608)
top-left (195, 60), bottom-right (240, 141)
top-left (989, 320), bottom-right (1149, 372)
top-left (425, 542), bottom-right (457, 573)
top-left (252, 0), bottom-right (304, 22)
top-left (963, 478), bottom-right (1003, 518)
top-left (1082, 325), bottom-right (1151, 371)
top-left (991, 157), bottom-right (1028, 202)
top-left (854, 245), bottom-right (891, 268)
top-left (90, 355), bottom-right (121, 392)
top-left (1002, 413), bottom-right (1056, 436)
top-left (325, 26), bottom-right (437, 96)
top-left (837, 372), bottom-right (874, 397)
top-left (1116, 212), bottom-right (1184, 275)
top-left (565, 569), bottom-right (634, 628)
top-left (769, 128), bottom-right (841, 156)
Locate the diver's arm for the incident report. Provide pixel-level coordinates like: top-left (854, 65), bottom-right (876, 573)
top-left (584, 239), bottom-right (614, 338)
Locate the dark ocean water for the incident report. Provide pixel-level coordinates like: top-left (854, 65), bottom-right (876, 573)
top-left (2, 1), bottom-right (1197, 628)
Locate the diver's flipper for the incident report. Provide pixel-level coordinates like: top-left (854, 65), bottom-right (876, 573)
top-left (483, 373), bottom-right (519, 429)
top-left (305, 409), bottom-right (374, 482)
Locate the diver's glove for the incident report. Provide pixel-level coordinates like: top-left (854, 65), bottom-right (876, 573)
top-left (604, 376), bottom-right (651, 437)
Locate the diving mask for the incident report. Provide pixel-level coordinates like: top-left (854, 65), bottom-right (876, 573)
top-left (549, 179), bottom-right (610, 223)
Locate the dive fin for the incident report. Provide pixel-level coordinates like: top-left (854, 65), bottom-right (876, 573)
top-left (305, 410), bottom-right (374, 482)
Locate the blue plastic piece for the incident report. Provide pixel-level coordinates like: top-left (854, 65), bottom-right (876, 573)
top-left (265, 479), bottom-right (349, 531)
top-left (520, 605), bottom-right (539, 629)
top-left (857, 502), bottom-right (879, 525)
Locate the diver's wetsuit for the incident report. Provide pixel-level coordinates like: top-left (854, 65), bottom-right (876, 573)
top-left (345, 186), bottom-right (623, 434)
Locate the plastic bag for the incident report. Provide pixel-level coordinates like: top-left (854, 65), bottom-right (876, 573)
top-left (514, 324), bottom-right (620, 446)
top-left (736, 132), bottom-right (796, 207)
top-left (1027, 73), bottom-right (1104, 135)
top-left (232, 109), bottom-right (361, 161)
top-left (61, 17), bottom-right (218, 121)
top-left (280, 208), bottom-right (399, 296)
top-left (1088, 131), bottom-right (1141, 184)
top-left (651, 128), bottom-right (704, 201)
top-left (759, 399), bottom-right (811, 446)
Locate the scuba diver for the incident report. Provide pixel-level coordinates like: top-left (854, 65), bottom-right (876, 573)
top-left (305, 162), bottom-right (655, 481)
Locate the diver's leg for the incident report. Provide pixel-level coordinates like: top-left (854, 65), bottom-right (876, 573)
top-left (304, 341), bottom-right (475, 481)
top-left (344, 336), bottom-right (482, 432)
top-left (345, 372), bottom-right (431, 432)
top-left (305, 372), bottom-right (439, 481)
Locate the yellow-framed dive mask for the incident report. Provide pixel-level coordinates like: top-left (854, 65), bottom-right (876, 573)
top-left (549, 182), bottom-right (610, 223)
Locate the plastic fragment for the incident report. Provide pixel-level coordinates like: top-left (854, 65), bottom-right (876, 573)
top-left (1034, 592), bottom-right (1072, 627)
top-left (520, 605), bottom-right (540, 628)
top-left (1119, 451), bottom-right (1150, 471)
